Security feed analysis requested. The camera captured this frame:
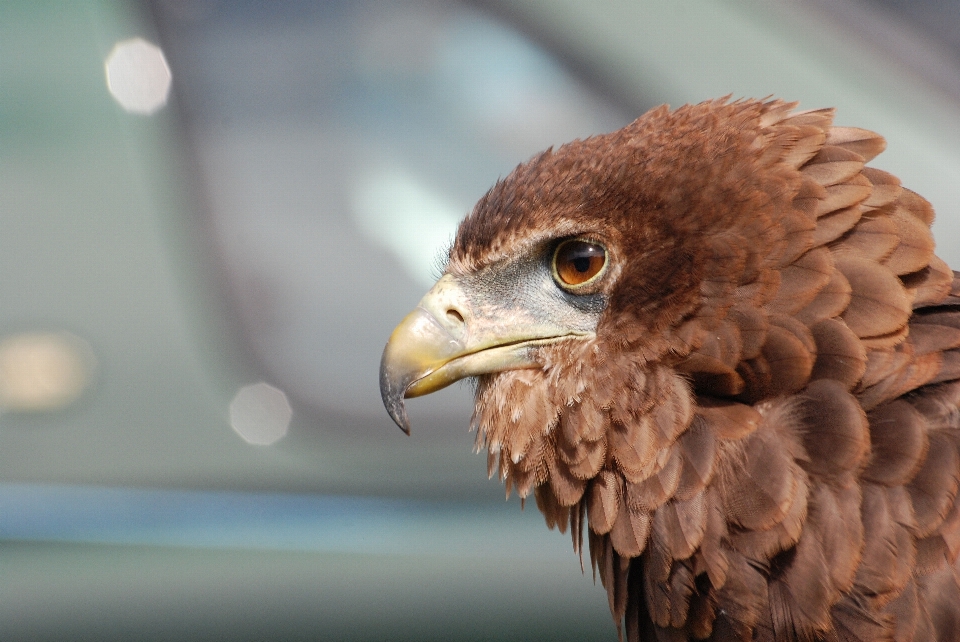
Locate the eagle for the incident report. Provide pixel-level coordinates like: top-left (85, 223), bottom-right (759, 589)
top-left (379, 98), bottom-right (960, 641)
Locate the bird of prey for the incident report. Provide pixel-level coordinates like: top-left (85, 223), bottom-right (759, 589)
top-left (379, 98), bottom-right (960, 641)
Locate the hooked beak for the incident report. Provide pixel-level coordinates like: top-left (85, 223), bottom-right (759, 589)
top-left (379, 274), bottom-right (586, 434)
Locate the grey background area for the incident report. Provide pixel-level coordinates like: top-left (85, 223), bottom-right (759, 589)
top-left (2, 0), bottom-right (960, 640)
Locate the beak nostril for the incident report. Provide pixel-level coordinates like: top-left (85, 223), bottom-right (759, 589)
top-left (447, 309), bottom-right (465, 325)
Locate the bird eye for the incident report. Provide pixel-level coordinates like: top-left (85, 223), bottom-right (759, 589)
top-left (552, 239), bottom-right (607, 289)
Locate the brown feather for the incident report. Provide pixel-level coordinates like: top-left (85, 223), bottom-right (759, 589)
top-left (588, 469), bottom-right (622, 536)
top-left (906, 431), bottom-right (960, 538)
top-left (924, 564), bottom-right (960, 641)
top-left (565, 437), bottom-right (607, 480)
top-left (939, 494), bottom-right (960, 563)
top-left (779, 208), bottom-right (818, 266)
top-left (860, 167), bottom-right (902, 209)
top-left (770, 313), bottom-right (817, 354)
top-left (809, 318), bottom-right (867, 388)
top-left (908, 322), bottom-right (960, 356)
top-left (863, 400), bottom-right (929, 487)
top-left (739, 357), bottom-right (773, 401)
top-left (697, 486), bottom-right (730, 589)
top-left (856, 484), bottom-right (917, 609)
top-left (534, 483), bottom-right (569, 532)
top-left (677, 321), bottom-right (744, 396)
top-left (860, 345), bottom-right (911, 390)
top-left (685, 591), bottom-right (717, 639)
top-left (884, 204), bottom-right (936, 275)
top-left (643, 557), bottom-right (697, 630)
top-left (767, 528), bottom-right (834, 639)
top-left (912, 306), bottom-right (960, 332)
top-left (736, 268), bottom-right (783, 310)
top-left (678, 350), bottom-right (738, 376)
top-left (651, 491), bottom-right (708, 563)
top-left (810, 483), bottom-right (864, 596)
top-left (931, 350), bottom-right (960, 385)
top-left (719, 416), bottom-right (805, 532)
top-left (811, 205), bottom-right (862, 247)
top-left (626, 448), bottom-right (683, 513)
top-left (905, 257), bottom-right (955, 308)
top-left (767, 246), bottom-right (834, 315)
top-left (794, 176), bottom-right (828, 220)
top-left (832, 212), bottom-right (900, 263)
top-left (714, 550), bottom-right (770, 636)
top-left (782, 125), bottom-right (828, 169)
top-left (760, 324), bottom-right (815, 396)
top-left (883, 579), bottom-right (924, 642)
top-left (915, 534), bottom-right (949, 576)
top-left (824, 126), bottom-right (886, 162)
top-left (547, 452), bottom-right (588, 506)
top-left (674, 419), bottom-right (718, 501)
top-left (727, 474), bottom-right (808, 561)
top-left (899, 187), bottom-right (935, 226)
top-left (610, 416), bottom-right (658, 483)
top-left (834, 256), bottom-right (911, 339)
top-left (858, 352), bottom-right (944, 411)
top-left (611, 503), bottom-right (652, 558)
top-left (665, 563), bottom-right (697, 630)
top-left (597, 535), bottom-right (630, 624)
top-left (830, 593), bottom-right (893, 642)
top-left (696, 399), bottom-right (762, 441)
top-left (783, 107), bottom-right (835, 130)
top-left (729, 303), bottom-right (770, 360)
top-left (858, 324), bottom-right (910, 351)
top-left (815, 175), bottom-right (873, 217)
top-left (795, 270), bottom-right (853, 327)
top-left (801, 145), bottom-right (865, 187)
top-left (797, 379), bottom-right (870, 480)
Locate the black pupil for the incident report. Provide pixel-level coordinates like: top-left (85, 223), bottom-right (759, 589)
top-left (556, 241), bottom-right (605, 285)
top-left (572, 256), bottom-right (592, 273)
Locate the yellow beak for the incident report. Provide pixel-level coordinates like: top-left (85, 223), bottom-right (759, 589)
top-left (379, 274), bottom-right (588, 433)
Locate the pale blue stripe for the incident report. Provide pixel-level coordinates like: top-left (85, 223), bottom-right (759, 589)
top-left (0, 483), bottom-right (562, 557)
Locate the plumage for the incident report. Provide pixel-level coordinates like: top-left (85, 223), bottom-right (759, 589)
top-left (810, 205), bottom-right (863, 248)
top-left (863, 399), bottom-right (929, 487)
top-left (379, 98), bottom-right (960, 640)
top-left (809, 317), bottom-right (867, 387)
top-left (768, 246), bottom-right (834, 315)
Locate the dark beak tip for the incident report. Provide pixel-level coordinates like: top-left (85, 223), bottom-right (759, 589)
top-left (380, 360), bottom-right (412, 435)
top-left (382, 391), bottom-right (412, 433)
top-left (387, 399), bottom-right (410, 436)
top-left (386, 399), bottom-right (411, 435)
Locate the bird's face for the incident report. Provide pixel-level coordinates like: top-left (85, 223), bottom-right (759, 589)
top-left (380, 231), bottom-right (618, 433)
top-left (380, 101), bottom-right (775, 497)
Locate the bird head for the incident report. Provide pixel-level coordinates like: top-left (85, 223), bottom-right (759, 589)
top-left (380, 99), bottom-right (801, 497)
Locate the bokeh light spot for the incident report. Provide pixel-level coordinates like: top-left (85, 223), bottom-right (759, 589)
top-left (350, 168), bottom-right (463, 287)
top-left (104, 38), bottom-right (172, 114)
top-left (0, 333), bottom-right (96, 412)
top-left (229, 383), bottom-right (292, 446)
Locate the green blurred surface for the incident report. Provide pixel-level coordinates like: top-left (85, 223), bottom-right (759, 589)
top-left (2, 541), bottom-right (611, 641)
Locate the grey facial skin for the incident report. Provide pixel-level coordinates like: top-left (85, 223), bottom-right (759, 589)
top-left (380, 246), bottom-right (606, 433)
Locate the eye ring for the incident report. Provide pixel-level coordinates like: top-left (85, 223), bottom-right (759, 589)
top-left (551, 238), bottom-right (608, 291)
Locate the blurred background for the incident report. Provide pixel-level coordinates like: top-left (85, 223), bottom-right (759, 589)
top-left (2, 0), bottom-right (960, 639)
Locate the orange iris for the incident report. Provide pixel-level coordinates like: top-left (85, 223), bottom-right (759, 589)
top-left (553, 239), bottom-right (606, 287)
